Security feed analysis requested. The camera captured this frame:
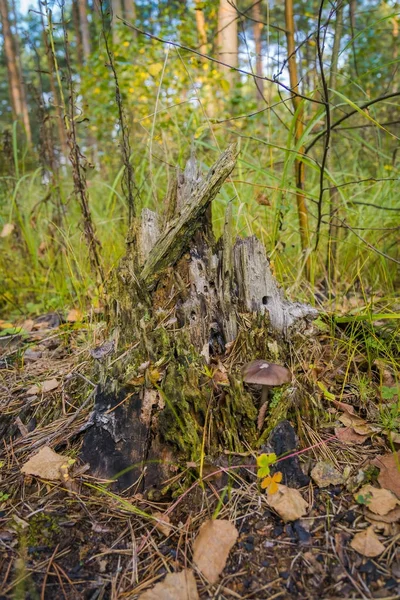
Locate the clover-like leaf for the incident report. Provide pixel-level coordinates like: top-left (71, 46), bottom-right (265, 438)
top-left (256, 453), bottom-right (277, 479)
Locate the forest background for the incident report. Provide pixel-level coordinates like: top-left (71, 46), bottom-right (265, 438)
top-left (0, 0), bottom-right (399, 317)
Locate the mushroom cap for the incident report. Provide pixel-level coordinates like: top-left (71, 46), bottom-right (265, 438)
top-left (241, 360), bottom-right (291, 386)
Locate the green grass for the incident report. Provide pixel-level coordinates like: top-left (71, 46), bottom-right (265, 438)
top-left (0, 96), bottom-right (399, 319)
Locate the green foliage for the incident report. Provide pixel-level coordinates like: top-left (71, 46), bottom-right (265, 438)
top-left (0, 0), bottom-right (399, 316)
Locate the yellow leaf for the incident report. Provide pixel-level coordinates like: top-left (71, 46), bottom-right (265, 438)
top-left (261, 475), bottom-right (271, 489)
top-left (148, 63), bottom-right (163, 77)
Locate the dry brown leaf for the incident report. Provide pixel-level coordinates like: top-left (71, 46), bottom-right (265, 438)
top-left (67, 308), bottom-right (83, 322)
top-left (265, 485), bottom-right (308, 522)
top-left (311, 461), bottom-right (344, 488)
top-left (139, 569), bottom-right (199, 600)
top-left (355, 485), bottom-right (399, 516)
top-left (26, 378), bottom-right (59, 395)
top-left (372, 451), bottom-right (400, 499)
top-left (335, 427), bottom-right (369, 445)
top-left (21, 446), bottom-right (74, 481)
top-left (192, 519), bottom-right (238, 584)
top-left (332, 400), bottom-right (355, 414)
top-left (0, 223), bottom-right (15, 238)
top-left (350, 527), bottom-right (385, 557)
top-left (338, 413), bottom-right (375, 436)
top-left (365, 506), bottom-right (400, 525)
top-left (153, 512), bottom-right (172, 537)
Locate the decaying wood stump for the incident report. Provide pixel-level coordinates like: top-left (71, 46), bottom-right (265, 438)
top-left (81, 144), bottom-right (317, 491)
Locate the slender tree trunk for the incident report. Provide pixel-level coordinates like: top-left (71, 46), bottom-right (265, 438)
top-left (327, 1), bottom-right (344, 286)
top-left (0, 0), bottom-right (31, 142)
top-left (194, 0), bottom-right (207, 55)
top-left (111, 0), bottom-right (123, 44)
top-left (39, 2), bottom-right (68, 156)
top-left (218, 0), bottom-right (238, 86)
top-left (78, 0), bottom-right (91, 58)
top-left (252, 0), bottom-right (264, 106)
top-left (72, 0), bottom-right (84, 66)
top-left (10, 0), bottom-right (31, 143)
top-left (123, 0), bottom-right (136, 21)
top-left (284, 0), bottom-right (311, 279)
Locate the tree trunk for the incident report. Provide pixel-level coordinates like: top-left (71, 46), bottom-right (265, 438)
top-left (10, 0), bottom-right (31, 144)
top-left (252, 0), bottom-right (264, 106)
top-left (0, 0), bottom-right (31, 142)
top-left (326, 0), bottom-right (344, 286)
top-left (78, 0), bottom-right (91, 58)
top-left (194, 0), bottom-right (207, 55)
top-left (123, 0), bottom-right (136, 21)
top-left (111, 0), bottom-right (123, 44)
top-left (82, 145), bottom-right (317, 492)
top-left (218, 0), bottom-right (238, 86)
top-left (72, 0), bottom-right (84, 66)
top-left (284, 0), bottom-right (311, 279)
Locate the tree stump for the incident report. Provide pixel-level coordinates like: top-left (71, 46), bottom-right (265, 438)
top-left (81, 144), bottom-right (317, 491)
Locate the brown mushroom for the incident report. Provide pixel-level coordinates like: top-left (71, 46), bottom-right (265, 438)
top-left (241, 359), bottom-right (291, 406)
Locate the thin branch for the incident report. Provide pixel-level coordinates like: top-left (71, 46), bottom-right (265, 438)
top-left (119, 19), bottom-right (326, 107)
top-left (306, 91), bottom-right (400, 153)
top-left (314, 0), bottom-right (333, 250)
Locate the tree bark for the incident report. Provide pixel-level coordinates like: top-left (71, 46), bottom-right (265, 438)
top-left (194, 0), bottom-right (207, 56)
top-left (123, 0), bottom-right (136, 21)
top-left (82, 145), bottom-right (317, 492)
top-left (78, 0), bottom-right (91, 58)
top-left (326, 0), bottom-right (344, 285)
top-left (252, 0), bottom-right (264, 106)
top-left (284, 0), bottom-right (311, 279)
top-left (0, 0), bottom-right (31, 142)
top-left (72, 0), bottom-right (84, 66)
top-left (111, 0), bottom-right (123, 44)
top-left (218, 0), bottom-right (238, 86)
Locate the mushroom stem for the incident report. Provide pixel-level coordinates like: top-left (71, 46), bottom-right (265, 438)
top-left (261, 385), bottom-right (269, 406)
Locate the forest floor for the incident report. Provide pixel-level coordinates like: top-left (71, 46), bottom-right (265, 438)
top-left (0, 303), bottom-right (399, 600)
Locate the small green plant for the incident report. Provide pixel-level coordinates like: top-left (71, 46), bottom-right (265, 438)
top-left (256, 453), bottom-right (282, 495)
top-left (355, 490), bottom-right (372, 506)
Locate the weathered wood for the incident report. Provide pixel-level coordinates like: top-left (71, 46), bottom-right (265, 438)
top-left (89, 145), bottom-right (319, 491)
top-left (140, 143), bottom-right (239, 287)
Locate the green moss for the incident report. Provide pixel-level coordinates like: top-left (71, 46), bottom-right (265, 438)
top-left (27, 513), bottom-right (61, 548)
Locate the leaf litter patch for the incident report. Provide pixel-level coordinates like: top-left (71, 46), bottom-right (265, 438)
top-left (0, 309), bottom-right (400, 598)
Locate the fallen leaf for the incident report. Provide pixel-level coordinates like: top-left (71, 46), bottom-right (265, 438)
top-left (153, 512), bottom-right (172, 537)
top-left (261, 471), bottom-right (282, 494)
top-left (67, 308), bottom-right (83, 322)
top-left (311, 461), bottom-right (344, 487)
top-left (350, 526), bottom-right (385, 557)
top-left (212, 370), bottom-right (229, 386)
top-left (26, 378), bottom-right (59, 395)
top-left (365, 506), bottom-right (400, 525)
top-left (0, 320), bottom-right (13, 329)
top-left (355, 485), bottom-right (399, 516)
top-left (335, 427), bottom-right (369, 445)
top-left (372, 451), bottom-right (400, 499)
top-left (332, 400), bottom-right (355, 414)
top-left (21, 446), bottom-right (75, 481)
top-left (193, 520), bottom-right (238, 584)
top-left (265, 485), bottom-right (308, 522)
top-left (139, 569), bottom-right (198, 600)
top-left (0, 223), bottom-right (14, 238)
top-left (339, 413), bottom-right (375, 435)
